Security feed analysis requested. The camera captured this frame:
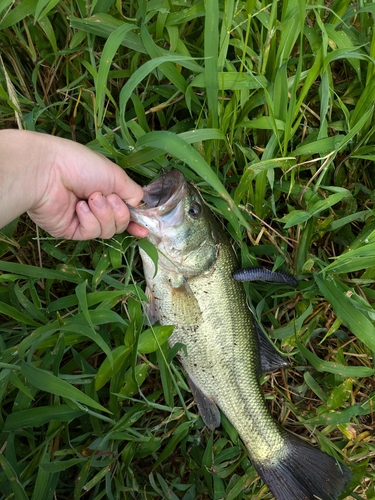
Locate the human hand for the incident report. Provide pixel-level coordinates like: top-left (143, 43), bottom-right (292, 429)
top-left (0, 130), bottom-right (148, 240)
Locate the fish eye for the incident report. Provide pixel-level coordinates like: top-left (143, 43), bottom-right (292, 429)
top-left (188, 202), bottom-right (202, 218)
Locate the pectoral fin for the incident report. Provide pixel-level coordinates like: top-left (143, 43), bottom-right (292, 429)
top-left (188, 376), bottom-right (221, 430)
top-left (144, 286), bottom-right (159, 325)
top-left (256, 323), bottom-right (290, 374)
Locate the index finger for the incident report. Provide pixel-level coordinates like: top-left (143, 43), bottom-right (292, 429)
top-left (118, 173), bottom-right (144, 207)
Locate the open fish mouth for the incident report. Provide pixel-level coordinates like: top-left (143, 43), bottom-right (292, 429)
top-left (129, 169), bottom-right (187, 236)
top-left (142, 170), bottom-right (186, 209)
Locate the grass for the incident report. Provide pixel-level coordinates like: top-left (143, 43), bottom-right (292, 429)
top-left (0, 0), bottom-right (374, 498)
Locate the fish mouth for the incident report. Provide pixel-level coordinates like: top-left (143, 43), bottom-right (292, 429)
top-left (129, 169), bottom-right (187, 235)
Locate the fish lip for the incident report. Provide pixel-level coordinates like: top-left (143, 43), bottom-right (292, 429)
top-left (129, 169), bottom-right (186, 217)
top-left (129, 169), bottom-right (187, 233)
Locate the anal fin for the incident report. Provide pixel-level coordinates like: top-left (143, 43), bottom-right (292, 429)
top-left (188, 376), bottom-right (221, 430)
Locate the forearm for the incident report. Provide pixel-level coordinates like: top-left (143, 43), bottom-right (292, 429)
top-left (0, 130), bottom-right (50, 228)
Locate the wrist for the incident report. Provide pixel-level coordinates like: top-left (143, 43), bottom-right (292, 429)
top-left (0, 130), bottom-right (54, 228)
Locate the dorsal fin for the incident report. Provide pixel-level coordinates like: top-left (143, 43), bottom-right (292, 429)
top-left (233, 267), bottom-right (298, 287)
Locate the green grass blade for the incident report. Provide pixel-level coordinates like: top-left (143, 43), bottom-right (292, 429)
top-left (0, 454), bottom-right (28, 500)
top-left (0, 0), bottom-right (35, 29)
top-left (95, 22), bottom-right (136, 128)
top-left (20, 361), bottom-right (111, 413)
top-left (204, 0), bottom-right (219, 128)
top-left (3, 405), bottom-right (85, 431)
top-left (136, 131), bottom-right (249, 230)
top-left (315, 274), bottom-right (375, 352)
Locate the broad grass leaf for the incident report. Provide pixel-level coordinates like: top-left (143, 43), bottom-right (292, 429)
top-left (141, 25), bottom-right (188, 94)
top-left (350, 77), bottom-right (375, 128)
top-left (326, 379), bottom-right (352, 411)
top-left (21, 361), bottom-right (110, 413)
top-left (315, 274), bottom-right (375, 352)
top-left (0, 261), bottom-right (83, 283)
top-left (91, 249), bottom-right (111, 288)
top-left (156, 342), bottom-right (174, 408)
top-left (48, 288), bottom-right (141, 313)
top-left (204, 0), bottom-right (219, 128)
top-left (297, 341), bottom-right (374, 377)
top-left (63, 321), bottom-right (111, 344)
top-left (17, 321), bottom-right (59, 358)
top-left (280, 192), bottom-right (350, 228)
top-left (30, 452), bottom-right (54, 500)
top-left (324, 242), bottom-right (375, 273)
top-left (327, 211), bottom-right (369, 231)
top-left (202, 432), bottom-right (214, 487)
top-left (3, 405), bottom-right (85, 431)
top-left (234, 157), bottom-right (295, 206)
top-left (238, 117), bottom-right (286, 130)
top-left (137, 238), bottom-right (158, 278)
top-left (271, 303), bottom-right (313, 339)
top-left (119, 55), bottom-right (195, 133)
top-left (0, 0), bottom-right (34, 29)
top-left (76, 281), bottom-right (95, 330)
top-left (138, 325), bottom-right (174, 354)
top-left (274, 62), bottom-right (288, 122)
top-left (8, 371), bottom-right (34, 400)
top-left (226, 467), bottom-right (258, 500)
top-left (13, 283), bottom-right (48, 324)
top-left (280, 210), bottom-right (311, 229)
top-left (120, 129), bottom-right (225, 170)
top-left (179, 129), bottom-right (225, 143)
top-left (40, 458), bottom-right (86, 473)
top-left (339, 106), bottom-right (374, 149)
top-left (190, 72), bottom-right (267, 91)
top-left (304, 371), bottom-right (328, 403)
top-left (308, 191), bottom-right (351, 216)
top-left (95, 22), bottom-right (137, 126)
top-left (38, 16), bottom-right (58, 53)
top-left (153, 422), bottom-right (191, 470)
top-left (95, 345), bottom-right (131, 390)
top-left (292, 136), bottom-right (343, 156)
top-left (303, 404), bottom-right (368, 426)
top-left (118, 363), bottom-right (148, 398)
top-left (165, 1), bottom-right (205, 26)
top-left (0, 301), bottom-right (41, 326)
top-left (0, 454), bottom-right (28, 500)
top-left (345, 218), bottom-right (375, 251)
top-left (69, 13), bottom-right (145, 52)
top-left (34, 0), bottom-right (60, 22)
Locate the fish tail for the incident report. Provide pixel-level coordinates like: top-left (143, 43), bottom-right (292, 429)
top-left (252, 432), bottom-right (351, 500)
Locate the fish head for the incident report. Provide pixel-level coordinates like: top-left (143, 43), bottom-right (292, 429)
top-left (129, 170), bottom-right (218, 276)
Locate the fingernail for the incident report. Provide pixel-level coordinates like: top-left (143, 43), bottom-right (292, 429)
top-left (91, 193), bottom-right (106, 209)
top-left (79, 201), bottom-right (90, 213)
top-left (107, 194), bottom-right (121, 209)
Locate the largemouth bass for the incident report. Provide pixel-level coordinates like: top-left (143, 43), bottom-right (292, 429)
top-left (129, 169), bottom-right (351, 500)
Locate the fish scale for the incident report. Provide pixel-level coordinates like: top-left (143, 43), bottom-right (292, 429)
top-left (129, 169), bottom-right (352, 500)
top-left (182, 240), bottom-right (286, 460)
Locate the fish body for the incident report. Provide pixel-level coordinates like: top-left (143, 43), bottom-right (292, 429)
top-left (130, 170), bottom-right (351, 500)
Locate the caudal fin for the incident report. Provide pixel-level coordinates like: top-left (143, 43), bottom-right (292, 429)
top-left (253, 432), bottom-right (351, 500)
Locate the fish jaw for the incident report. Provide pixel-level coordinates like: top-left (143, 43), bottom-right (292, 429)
top-left (129, 170), bottom-right (218, 276)
top-left (128, 170), bottom-right (187, 244)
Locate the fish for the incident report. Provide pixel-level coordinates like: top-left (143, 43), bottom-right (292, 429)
top-left (129, 169), bottom-right (352, 500)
